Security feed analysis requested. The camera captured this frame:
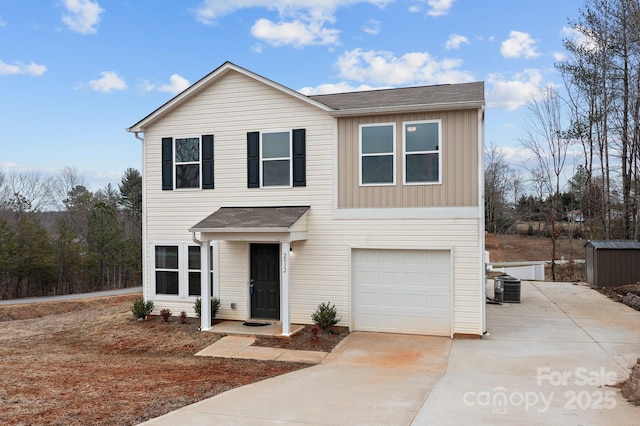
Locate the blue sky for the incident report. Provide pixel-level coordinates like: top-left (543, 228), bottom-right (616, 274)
top-left (1, 0), bottom-right (585, 192)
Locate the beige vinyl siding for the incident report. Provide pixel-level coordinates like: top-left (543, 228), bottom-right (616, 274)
top-left (141, 70), bottom-right (483, 335)
top-left (338, 110), bottom-right (479, 208)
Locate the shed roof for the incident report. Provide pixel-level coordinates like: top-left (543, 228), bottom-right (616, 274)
top-left (584, 240), bottom-right (640, 249)
top-left (190, 206), bottom-right (310, 232)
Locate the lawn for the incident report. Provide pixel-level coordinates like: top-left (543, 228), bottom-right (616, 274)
top-left (0, 294), bottom-right (310, 425)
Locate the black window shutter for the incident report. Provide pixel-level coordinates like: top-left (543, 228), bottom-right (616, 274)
top-left (161, 137), bottom-right (173, 190)
top-left (292, 129), bottom-right (306, 187)
top-left (247, 132), bottom-right (260, 188)
top-left (202, 134), bottom-right (214, 189)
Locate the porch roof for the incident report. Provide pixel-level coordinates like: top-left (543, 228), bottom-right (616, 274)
top-left (189, 206), bottom-right (310, 242)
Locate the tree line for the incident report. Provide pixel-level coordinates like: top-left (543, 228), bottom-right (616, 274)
top-left (484, 0), bottom-right (640, 280)
top-left (0, 167), bottom-right (142, 299)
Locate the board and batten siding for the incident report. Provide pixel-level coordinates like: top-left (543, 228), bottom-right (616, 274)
top-left (140, 69), bottom-right (484, 335)
top-left (337, 110), bottom-right (479, 209)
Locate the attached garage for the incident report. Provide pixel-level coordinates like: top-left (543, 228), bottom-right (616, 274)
top-left (352, 249), bottom-right (452, 336)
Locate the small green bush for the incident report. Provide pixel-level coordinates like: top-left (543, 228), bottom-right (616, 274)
top-left (131, 298), bottom-right (154, 319)
top-left (194, 297), bottom-right (221, 320)
top-left (311, 301), bottom-right (341, 332)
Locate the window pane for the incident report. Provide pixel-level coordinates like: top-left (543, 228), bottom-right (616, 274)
top-left (188, 246), bottom-right (200, 270)
top-left (188, 271), bottom-right (201, 296)
top-left (262, 132), bottom-right (290, 158)
top-left (406, 122), bottom-right (439, 152)
top-left (362, 155), bottom-right (393, 184)
top-left (155, 271), bottom-right (178, 295)
top-left (155, 246), bottom-right (178, 269)
top-left (263, 159), bottom-right (290, 186)
top-left (175, 138), bottom-right (199, 162)
top-left (362, 125), bottom-right (393, 153)
top-left (406, 153), bottom-right (439, 183)
top-left (176, 164), bottom-right (200, 188)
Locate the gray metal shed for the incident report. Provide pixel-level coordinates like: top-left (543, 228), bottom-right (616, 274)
top-left (584, 240), bottom-right (640, 288)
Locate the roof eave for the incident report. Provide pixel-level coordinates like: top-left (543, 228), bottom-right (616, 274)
top-left (326, 101), bottom-right (485, 117)
top-left (188, 226), bottom-right (291, 233)
top-left (126, 62), bottom-right (334, 134)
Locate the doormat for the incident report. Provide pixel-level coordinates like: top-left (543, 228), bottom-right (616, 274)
top-left (243, 322), bottom-right (270, 327)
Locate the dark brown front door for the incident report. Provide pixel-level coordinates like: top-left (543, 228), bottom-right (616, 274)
top-left (250, 243), bottom-right (280, 319)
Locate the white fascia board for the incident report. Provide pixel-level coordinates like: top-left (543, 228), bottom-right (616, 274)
top-left (327, 102), bottom-right (484, 117)
top-left (127, 62), bottom-right (333, 133)
top-left (333, 206), bottom-right (480, 220)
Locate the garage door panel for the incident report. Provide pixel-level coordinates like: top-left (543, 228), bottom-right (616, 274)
top-left (353, 249), bottom-right (451, 336)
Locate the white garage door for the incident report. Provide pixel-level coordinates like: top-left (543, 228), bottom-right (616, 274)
top-left (352, 249), bottom-right (451, 336)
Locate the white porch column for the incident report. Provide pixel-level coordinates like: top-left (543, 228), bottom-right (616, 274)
top-left (281, 241), bottom-right (291, 336)
top-left (200, 239), bottom-right (211, 331)
top-left (211, 241), bottom-right (220, 299)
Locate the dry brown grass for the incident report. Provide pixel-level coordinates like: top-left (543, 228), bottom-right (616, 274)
top-left (0, 294), bottom-right (309, 425)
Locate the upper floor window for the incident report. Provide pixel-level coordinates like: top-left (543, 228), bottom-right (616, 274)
top-left (403, 121), bottom-right (441, 184)
top-left (161, 135), bottom-right (214, 191)
top-left (360, 123), bottom-right (395, 185)
top-left (175, 137), bottom-right (200, 189)
top-left (247, 129), bottom-right (306, 188)
top-left (261, 131), bottom-right (292, 187)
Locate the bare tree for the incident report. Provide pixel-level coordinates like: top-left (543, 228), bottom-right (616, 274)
top-left (484, 143), bottom-right (514, 233)
top-left (521, 86), bottom-right (572, 281)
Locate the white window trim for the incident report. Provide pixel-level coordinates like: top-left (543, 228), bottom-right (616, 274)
top-left (259, 129), bottom-right (293, 188)
top-left (152, 242), bottom-right (213, 300)
top-left (402, 120), bottom-right (442, 185)
top-left (359, 122), bottom-right (396, 186)
top-left (174, 136), bottom-right (202, 191)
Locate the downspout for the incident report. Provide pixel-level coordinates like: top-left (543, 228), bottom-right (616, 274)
top-left (133, 131), bottom-right (148, 303)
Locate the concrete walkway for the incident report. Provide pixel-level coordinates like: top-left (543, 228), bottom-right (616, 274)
top-left (195, 335), bottom-right (328, 364)
top-left (141, 281), bottom-right (640, 425)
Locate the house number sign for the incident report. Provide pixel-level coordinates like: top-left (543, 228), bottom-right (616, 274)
top-left (283, 251), bottom-right (288, 273)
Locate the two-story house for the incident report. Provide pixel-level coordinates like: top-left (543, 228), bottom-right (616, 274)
top-left (127, 61), bottom-right (486, 337)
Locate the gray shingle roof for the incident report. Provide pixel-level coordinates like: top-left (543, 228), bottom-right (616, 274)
top-left (190, 206), bottom-right (310, 230)
top-left (584, 240), bottom-right (640, 249)
top-left (309, 81), bottom-right (484, 111)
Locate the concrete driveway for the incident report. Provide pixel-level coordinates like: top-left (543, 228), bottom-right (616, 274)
top-left (141, 281), bottom-right (640, 425)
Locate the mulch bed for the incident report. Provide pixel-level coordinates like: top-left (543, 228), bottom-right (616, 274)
top-left (252, 325), bottom-right (349, 352)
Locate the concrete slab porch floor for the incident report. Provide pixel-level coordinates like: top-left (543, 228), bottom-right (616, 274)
top-left (141, 281), bottom-right (640, 425)
top-left (207, 320), bottom-right (305, 337)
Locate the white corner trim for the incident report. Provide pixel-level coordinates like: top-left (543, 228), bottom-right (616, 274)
top-left (333, 206), bottom-right (480, 220)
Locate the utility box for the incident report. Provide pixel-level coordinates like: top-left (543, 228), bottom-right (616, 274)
top-left (495, 275), bottom-right (521, 303)
top-left (494, 277), bottom-right (504, 302)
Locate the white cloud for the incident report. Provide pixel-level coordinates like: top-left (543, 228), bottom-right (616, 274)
top-left (139, 74), bottom-right (191, 95)
top-left (500, 31), bottom-right (540, 59)
top-left (445, 34), bottom-right (469, 50)
top-left (427, 0), bottom-right (456, 16)
top-left (553, 51), bottom-right (566, 62)
top-left (158, 74), bottom-right (191, 95)
top-left (486, 69), bottom-right (544, 111)
top-left (298, 81), bottom-right (383, 95)
top-left (251, 18), bottom-right (339, 47)
top-left (61, 0), bottom-right (104, 34)
top-left (87, 71), bottom-right (126, 93)
top-left (363, 19), bottom-right (381, 35)
top-left (336, 48), bottom-right (475, 86)
top-left (561, 25), bottom-right (599, 53)
top-left (193, 1), bottom-right (392, 47)
top-left (0, 60), bottom-right (46, 76)
top-left (0, 17), bottom-right (6, 27)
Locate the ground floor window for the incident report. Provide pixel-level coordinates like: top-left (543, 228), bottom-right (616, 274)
top-left (153, 242), bottom-right (214, 298)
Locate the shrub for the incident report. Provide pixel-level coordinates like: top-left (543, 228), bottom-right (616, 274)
top-left (160, 308), bottom-right (172, 322)
top-left (311, 301), bottom-right (341, 332)
top-left (179, 311), bottom-right (187, 324)
top-left (194, 297), bottom-right (221, 320)
top-left (131, 298), bottom-right (154, 319)
top-left (310, 324), bottom-right (320, 340)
